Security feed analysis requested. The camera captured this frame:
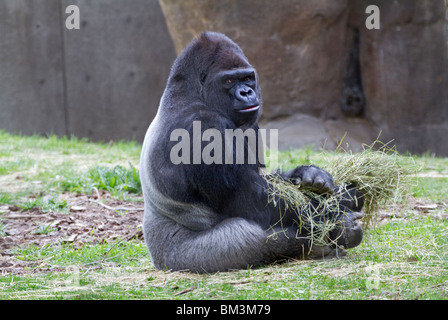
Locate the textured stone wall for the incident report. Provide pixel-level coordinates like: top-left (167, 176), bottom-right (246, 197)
top-left (352, 0), bottom-right (448, 155)
top-left (159, 0), bottom-right (350, 120)
top-left (159, 0), bottom-right (448, 155)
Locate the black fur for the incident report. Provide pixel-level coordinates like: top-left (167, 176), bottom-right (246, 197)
top-left (140, 32), bottom-right (363, 273)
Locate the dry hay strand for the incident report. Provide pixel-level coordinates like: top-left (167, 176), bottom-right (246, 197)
top-left (264, 174), bottom-right (344, 247)
top-left (264, 140), bottom-right (417, 246)
top-left (322, 140), bottom-right (417, 226)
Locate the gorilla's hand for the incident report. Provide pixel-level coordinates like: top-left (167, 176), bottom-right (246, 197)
top-left (281, 165), bottom-right (335, 194)
top-left (328, 184), bottom-right (364, 249)
top-left (329, 211), bottom-right (364, 249)
top-left (307, 243), bottom-right (347, 259)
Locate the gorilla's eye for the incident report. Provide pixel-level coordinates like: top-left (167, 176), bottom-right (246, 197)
top-left (225, 79), bottom-right (234, 85)
top-left (243, 76), bottom-right (252, 82)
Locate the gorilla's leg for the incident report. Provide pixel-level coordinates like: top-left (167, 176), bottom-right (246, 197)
top-left (144, 212), bottom-right (272, 273)
top-left (143, 211), bottom-right (316, 273)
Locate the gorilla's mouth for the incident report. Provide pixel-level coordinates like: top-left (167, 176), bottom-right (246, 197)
top-left (236, 105), bottom-right (260, 113)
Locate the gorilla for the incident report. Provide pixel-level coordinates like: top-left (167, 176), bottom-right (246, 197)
top-left (140, 32), bottom-right (364, 273)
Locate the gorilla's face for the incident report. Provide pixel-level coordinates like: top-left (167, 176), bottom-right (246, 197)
top-left (205, 67), bottom-right (261, 127)
top-left (165, 32), bottom-right (262, 128)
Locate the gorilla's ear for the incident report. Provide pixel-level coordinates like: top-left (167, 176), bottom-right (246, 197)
top-left (172, 73), bottom-right (186, 84)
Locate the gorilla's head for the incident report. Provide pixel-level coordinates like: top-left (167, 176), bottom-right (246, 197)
top-left (165, 32), bottom-right (262, 127)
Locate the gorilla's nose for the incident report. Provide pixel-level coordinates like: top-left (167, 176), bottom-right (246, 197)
top-left (236, 85), bottom-right (255, 103)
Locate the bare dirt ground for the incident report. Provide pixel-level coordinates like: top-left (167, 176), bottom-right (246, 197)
top-left (1, 190), bottom-right (446, 275)
top-left (0, 191), bottom-right (144, 274)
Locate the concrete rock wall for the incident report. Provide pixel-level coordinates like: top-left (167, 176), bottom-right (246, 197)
top-left (352, 0), bottom-right (448, 155)
top-left (159, 0), bottom-right (350, 120)
top-left (159, 0), bottom-right (448, 155)
top-left (0, 0), bottom-right (66, 136)
top-left (0, 0), bottom-right (176, 142)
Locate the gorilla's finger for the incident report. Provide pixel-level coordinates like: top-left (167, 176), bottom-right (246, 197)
top-left (322, 181), bottom-right (335, 194)
top-left (300, 169), bottom-right (315, 187)
top-left (342, 223), bottom-right (363, 249)
top-left (350, 211), bottom-right (364, 220)
top-left (313, 177), bottom-right (325, 187)
top-left (308, 245), bottom-right (347, 259)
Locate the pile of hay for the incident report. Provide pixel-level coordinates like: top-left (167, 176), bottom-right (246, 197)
top-left (264, 141), bottom-right (417, 246)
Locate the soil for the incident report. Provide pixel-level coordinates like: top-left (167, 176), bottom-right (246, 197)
top-left (0, 191), bottom-right (144, 274)
top-left (0, 192), bottom-right (445, 275)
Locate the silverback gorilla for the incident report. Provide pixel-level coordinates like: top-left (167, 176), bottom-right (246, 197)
top-left (140, 32), bottom-right (364, 273)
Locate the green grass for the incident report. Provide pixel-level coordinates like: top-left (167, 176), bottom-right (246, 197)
top-left (0, 222), bottom-right (7, 236)
top-left (0, 131), bottom-right (447, 300)
top-left (2, 218), bottom-right (447, 299)
top-left (0, 130), bottom-right (141, 201)
top-left (18, 196), bottom-right (69, 213)
top-left (32, 222), bottom-right (58, 235)
top-left (61, 163), bottom-right (141, 196)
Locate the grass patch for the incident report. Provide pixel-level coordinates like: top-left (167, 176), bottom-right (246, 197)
top-left (1, 218), bottom-right (447, 300)
top-left (0, 132), bottom-right (447, 300)
top-left (63, 163), bottom-right (141, 195)
top-left (32, 222), bottom-right (58, 235)
top-left (412, 177), bottom-right (448, 201)
top-left (0, 130), bottom-right (141, 199)
top-left (18, 196), bottom-right (69, 213)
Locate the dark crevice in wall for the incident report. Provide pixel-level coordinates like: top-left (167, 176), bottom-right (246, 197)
top-left (340, 27), bottom-right (365, 118)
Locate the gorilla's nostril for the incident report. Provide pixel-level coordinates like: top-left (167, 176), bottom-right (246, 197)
top-left (239, 89), bottom-right (253, 97)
